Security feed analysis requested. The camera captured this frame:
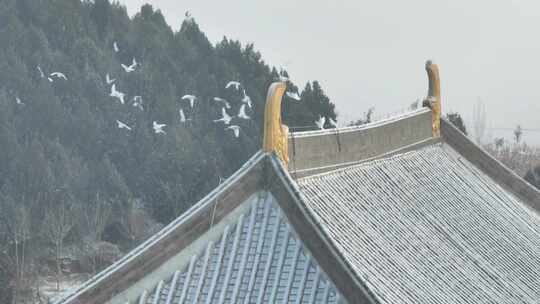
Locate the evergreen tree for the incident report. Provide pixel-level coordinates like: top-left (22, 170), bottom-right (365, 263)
top-left (0, 1), bottom-right (339, 299)
top-left (524, 165), bottom-right (540, 190)
top-left (446, 112), bottom-right (467, 135)
top-left (91, 0), bottom-right (111, 39)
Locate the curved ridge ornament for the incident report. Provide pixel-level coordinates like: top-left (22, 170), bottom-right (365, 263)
top-left (424, 60), bottom-right (441, 137)
top-left (263, 82), bottom-right (289, 166)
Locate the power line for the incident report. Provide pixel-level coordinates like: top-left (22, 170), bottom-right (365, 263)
top-left (487, 127), bottom-right (540, 132)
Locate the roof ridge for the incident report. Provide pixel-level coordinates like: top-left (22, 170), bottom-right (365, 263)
top-left (291, 107), bottom-right (430, 138)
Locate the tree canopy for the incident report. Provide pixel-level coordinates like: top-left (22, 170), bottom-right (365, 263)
top-left (0, 1), bottom-right (337, 301)
top-left (446, 112), bottom-right (467, 135)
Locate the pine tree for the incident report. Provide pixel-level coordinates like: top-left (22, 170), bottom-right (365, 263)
top-left (446, 112), bottom-right (467, 135)
top-left (0, 1), bottom-right (339, 298)
top-left (91, 0), bottom-right (112, 39)
top-left (524, 165), bottom-right (540, 190)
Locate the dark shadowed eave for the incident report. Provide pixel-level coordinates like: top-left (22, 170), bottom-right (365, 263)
top-left (128, 194), bottom-right (344, 304)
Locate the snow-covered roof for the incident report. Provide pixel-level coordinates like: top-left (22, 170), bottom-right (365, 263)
top-left (298, 144), bottom-right (540, 303)
top-left (56, 111), bottom-right (540, 304)
top-left (131, 195), bottom-right (342, 304)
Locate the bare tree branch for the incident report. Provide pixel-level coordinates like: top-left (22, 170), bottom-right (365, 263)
top-left (42, 200), bottom-right (76, 291)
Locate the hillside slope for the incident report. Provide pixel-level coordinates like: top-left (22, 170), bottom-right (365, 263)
top-left (0, 1), bottom-right (337, 302)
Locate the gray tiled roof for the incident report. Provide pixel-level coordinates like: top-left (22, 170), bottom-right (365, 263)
top-left (298, 144), bottom-right (540, 304)
top-left (133, 195), bottom-right (343, 304)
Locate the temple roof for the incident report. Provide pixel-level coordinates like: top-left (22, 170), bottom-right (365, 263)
top-left (55, 109), bottom-right (540, 304)
top-left (299, 144), bottom-right (540, 303)
top-left (131, 196), bottom-right (342, 304)
top-left (55, 63), bottom-right (540, 303)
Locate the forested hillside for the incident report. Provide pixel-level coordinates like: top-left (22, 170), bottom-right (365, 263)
top-left (0, 0), bottom-right (336, 302)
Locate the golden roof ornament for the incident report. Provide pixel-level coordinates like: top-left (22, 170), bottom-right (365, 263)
top-left (424, 60), bottom-right (442, 138)
top-left (262, 82), bottom-right (289, 166)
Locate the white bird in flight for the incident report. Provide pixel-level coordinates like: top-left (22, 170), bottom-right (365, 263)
top-left (315, 116), bottom-right (326, 130)
top-left (110, 84), bottom-right (125, 104)
top-left (226, 125), bottom-right (241, 138)
top-left (153, 121), bottom-right (166, 134)
top-left (37, 65), bottom-right (45, 78)
top-left (225, 81), bottom-right (241, 90)
top-left (113, 41), bottom-right (119, 53)
top-left (106, 73), bottom-right (116, 85)
top-left (179, 108), bottom-right (189, 123)
top-left (132, 96), bottom-right (143, 110)
top-left (241, 90), bottom-right (252, 108)
top-left (237, 104), bottom-right (250, 120)
top-left (50, 72), bottom-right (67, 80)
top-left (329, 118), bottom-right (338, 128)
top-left (15, 97), bottom-right (24, 105)
top-left (121, 58), bottom-right (137, 73)
top-left (182, 95), bottom-right (196, 108)
top-left (116, 120), bottom-right (132, 131)
top-left (286, 92), bottom-right (301, 101)
top-left (213, 97), bottom-right (231, 109)
top-left (213, 107), bottom-right (232, 125)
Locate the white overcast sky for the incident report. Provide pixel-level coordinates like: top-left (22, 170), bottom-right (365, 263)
top-left (119, 0), bottom-right (540, 144)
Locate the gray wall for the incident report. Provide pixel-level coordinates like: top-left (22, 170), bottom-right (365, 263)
top-left (288, 109), bottom-right (433, 177)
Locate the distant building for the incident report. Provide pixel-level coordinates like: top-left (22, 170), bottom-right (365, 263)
top-left (56, 62), bottom-right (540, 304)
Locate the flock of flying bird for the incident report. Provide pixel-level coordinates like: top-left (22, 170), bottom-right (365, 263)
top-left (15, 66), bottom-right (67, 106)
top-left (110, 73), bottom-right (259, 138)
top-left (15, 40), bottom-right (335, 140)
